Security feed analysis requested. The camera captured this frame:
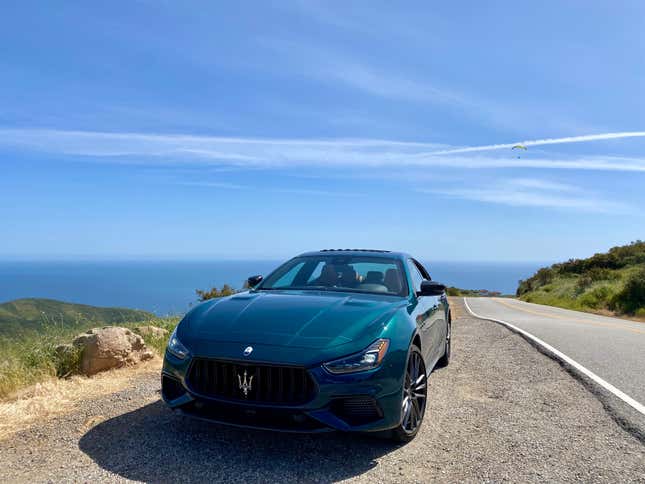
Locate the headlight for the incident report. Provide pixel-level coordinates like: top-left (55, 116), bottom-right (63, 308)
top-left (323, 339), bottom-right (390, 374)
top-left (166, 327), bottom-right (190, 359)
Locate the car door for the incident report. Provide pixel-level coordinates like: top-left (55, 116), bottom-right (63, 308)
top-left (410, 259), bottom-right (445, 365)
top-left (406, 259), bottom-right (437, 363)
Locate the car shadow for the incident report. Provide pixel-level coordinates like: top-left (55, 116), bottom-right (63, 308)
top-left (79, 400), bottom-right (400, 483)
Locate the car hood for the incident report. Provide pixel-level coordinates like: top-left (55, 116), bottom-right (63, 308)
top-left (179, 290), bottom-right (406, 356)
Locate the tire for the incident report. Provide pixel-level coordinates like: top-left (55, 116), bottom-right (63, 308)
top-left (389, 344), bottom-right (427, 443)
top-left (436, 316), bottom-right (451, 368)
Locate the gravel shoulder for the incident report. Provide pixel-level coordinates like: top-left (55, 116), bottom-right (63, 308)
top-left (1, 298), bottom-right (644, 483)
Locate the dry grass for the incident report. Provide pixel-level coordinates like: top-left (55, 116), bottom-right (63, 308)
top-left (0, 358), bottom-right (161, 441)
top-left (0, 316), bottom-right (177, 439)
top-left (0, 317), bottom-right (178, 399)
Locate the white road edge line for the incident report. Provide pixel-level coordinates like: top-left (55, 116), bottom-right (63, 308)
top-left (463, 298), bottom-right (645, 416)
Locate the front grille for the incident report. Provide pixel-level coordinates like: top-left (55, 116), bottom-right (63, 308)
top-left (187, 358), bottom-right (316, 405)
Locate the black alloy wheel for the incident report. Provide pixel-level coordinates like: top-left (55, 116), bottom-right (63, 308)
top-left (390, 345), bottom-right (427, 442)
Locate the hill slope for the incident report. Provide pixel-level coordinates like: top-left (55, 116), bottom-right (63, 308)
top-left (517, 241), bottom-right (645, 318)
top-left (0, 298), bottom-right (154, 337)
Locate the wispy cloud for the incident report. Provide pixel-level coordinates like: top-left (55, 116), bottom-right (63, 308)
top-left (327, 62), bottom-right (462, 105)
top-left (425, 178), bottom-right (630, 213)
top-left (175, 181), bottom-right (360, 198)
top-left (258, 37), bottom-right (601, 134)
top-left (2, 128), bottom-right (645, 172)
top-left (288, 1), bottom-right (433, 44)
top-left (506, 178), bottom-right (577, 192)
top-left (176, 181), bottom-right (249, 190)
top-left (271, 188), bottom-right (363, 198)
top-left (260, 38), bottom-right (465, 107)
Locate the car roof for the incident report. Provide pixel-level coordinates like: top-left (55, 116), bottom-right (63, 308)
top-left (297, 249), bottom-right (411, 260)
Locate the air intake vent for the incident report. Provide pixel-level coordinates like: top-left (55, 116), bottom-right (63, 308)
top-left (330, 396), bottom-right (383, 425)
top-left (162, 375), bottom-right (186, 401)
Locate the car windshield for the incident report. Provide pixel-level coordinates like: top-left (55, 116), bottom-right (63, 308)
top-left (258, 255), bottom-right (408, 296)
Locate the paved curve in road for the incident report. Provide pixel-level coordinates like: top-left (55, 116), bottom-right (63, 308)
top-left (465, 297), bottom-right (645, 410)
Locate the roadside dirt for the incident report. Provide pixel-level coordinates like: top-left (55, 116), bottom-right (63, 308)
top-left (0, 359), bottom-right (161, 441)
top-left (1, 298), bottom-right (643, 483)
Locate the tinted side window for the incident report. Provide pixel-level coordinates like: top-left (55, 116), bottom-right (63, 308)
top-left (412, 259), bottom-right (431, 280)
top-left (407, 259), bottom-right (425, 293)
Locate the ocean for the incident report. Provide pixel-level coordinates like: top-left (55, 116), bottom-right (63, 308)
top-left (0, 260), bottom-right (545, 315)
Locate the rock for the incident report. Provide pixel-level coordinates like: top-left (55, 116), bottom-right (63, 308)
top-left (73, 327), bottom-right (154, 376)
top-left (134, 325), bottom-right (169, 339)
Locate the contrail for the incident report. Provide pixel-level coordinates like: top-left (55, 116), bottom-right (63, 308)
top-left (425, 131), bottom-right (645, 155)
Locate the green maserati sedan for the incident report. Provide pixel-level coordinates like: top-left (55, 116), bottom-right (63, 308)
top-left (162, 249), bottom-right (451, 442)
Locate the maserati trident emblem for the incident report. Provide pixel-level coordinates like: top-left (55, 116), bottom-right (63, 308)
top-left (237, 370), bottom-right (253, 397)
top-left (243, 346), bottom-right (253, 356)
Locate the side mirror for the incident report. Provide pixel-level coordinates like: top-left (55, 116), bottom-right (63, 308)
top-left (419, 280), bottom-right (446, 296)
top-left (247, 275), bottom-right (263, 288)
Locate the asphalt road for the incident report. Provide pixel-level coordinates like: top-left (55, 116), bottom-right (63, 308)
top-left (1, 299), bottom-right (644, 483)
top-left (465, 297), bottom-right (645, 411)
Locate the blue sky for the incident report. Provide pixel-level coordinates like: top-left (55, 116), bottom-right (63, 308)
top-left (1, 1), bottom-right (644, 261)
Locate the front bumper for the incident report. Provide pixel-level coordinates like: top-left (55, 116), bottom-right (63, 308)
top-left (161, 352), bottom-right (405, 433)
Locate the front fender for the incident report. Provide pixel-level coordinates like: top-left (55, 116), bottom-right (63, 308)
top-left (378, 309), bottom-right (418, 389)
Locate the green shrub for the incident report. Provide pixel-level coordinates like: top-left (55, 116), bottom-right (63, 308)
top-left (578, 286), bottom-right (616, 310)
top-left (587, 267), bottom-right (617, 282)
top-left (132, 318), bottom-right (179, 355)
top-left (517, 268), bottom-right (555, 295)
top-left (575, 274), bottom-right (593, 293)
top-left (574, 269), bottom-right (616, 294)
top-left (535, 268), bottom-right (555, 286)
top-left (613, 268), bottom-right (645, 314)
top-left (52, 344), bottom-right (82, 377)
top-left (195, 284), bottom-right (236, 301)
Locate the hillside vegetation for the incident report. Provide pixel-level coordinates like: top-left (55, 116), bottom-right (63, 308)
top-left (517, 241), bottom-right (645, 318)
top-left (0, 298), bottom-right (154, 337)
top-left (0, 287), bottom-right (237, 400)
top-left (0, 298), bottom-right (177, 399)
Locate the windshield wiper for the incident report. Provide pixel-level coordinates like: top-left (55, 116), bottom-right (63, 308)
top-left (287, 285), bottom-right (330, 291)
top-left (325, 287), bottom-right (394, 295)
